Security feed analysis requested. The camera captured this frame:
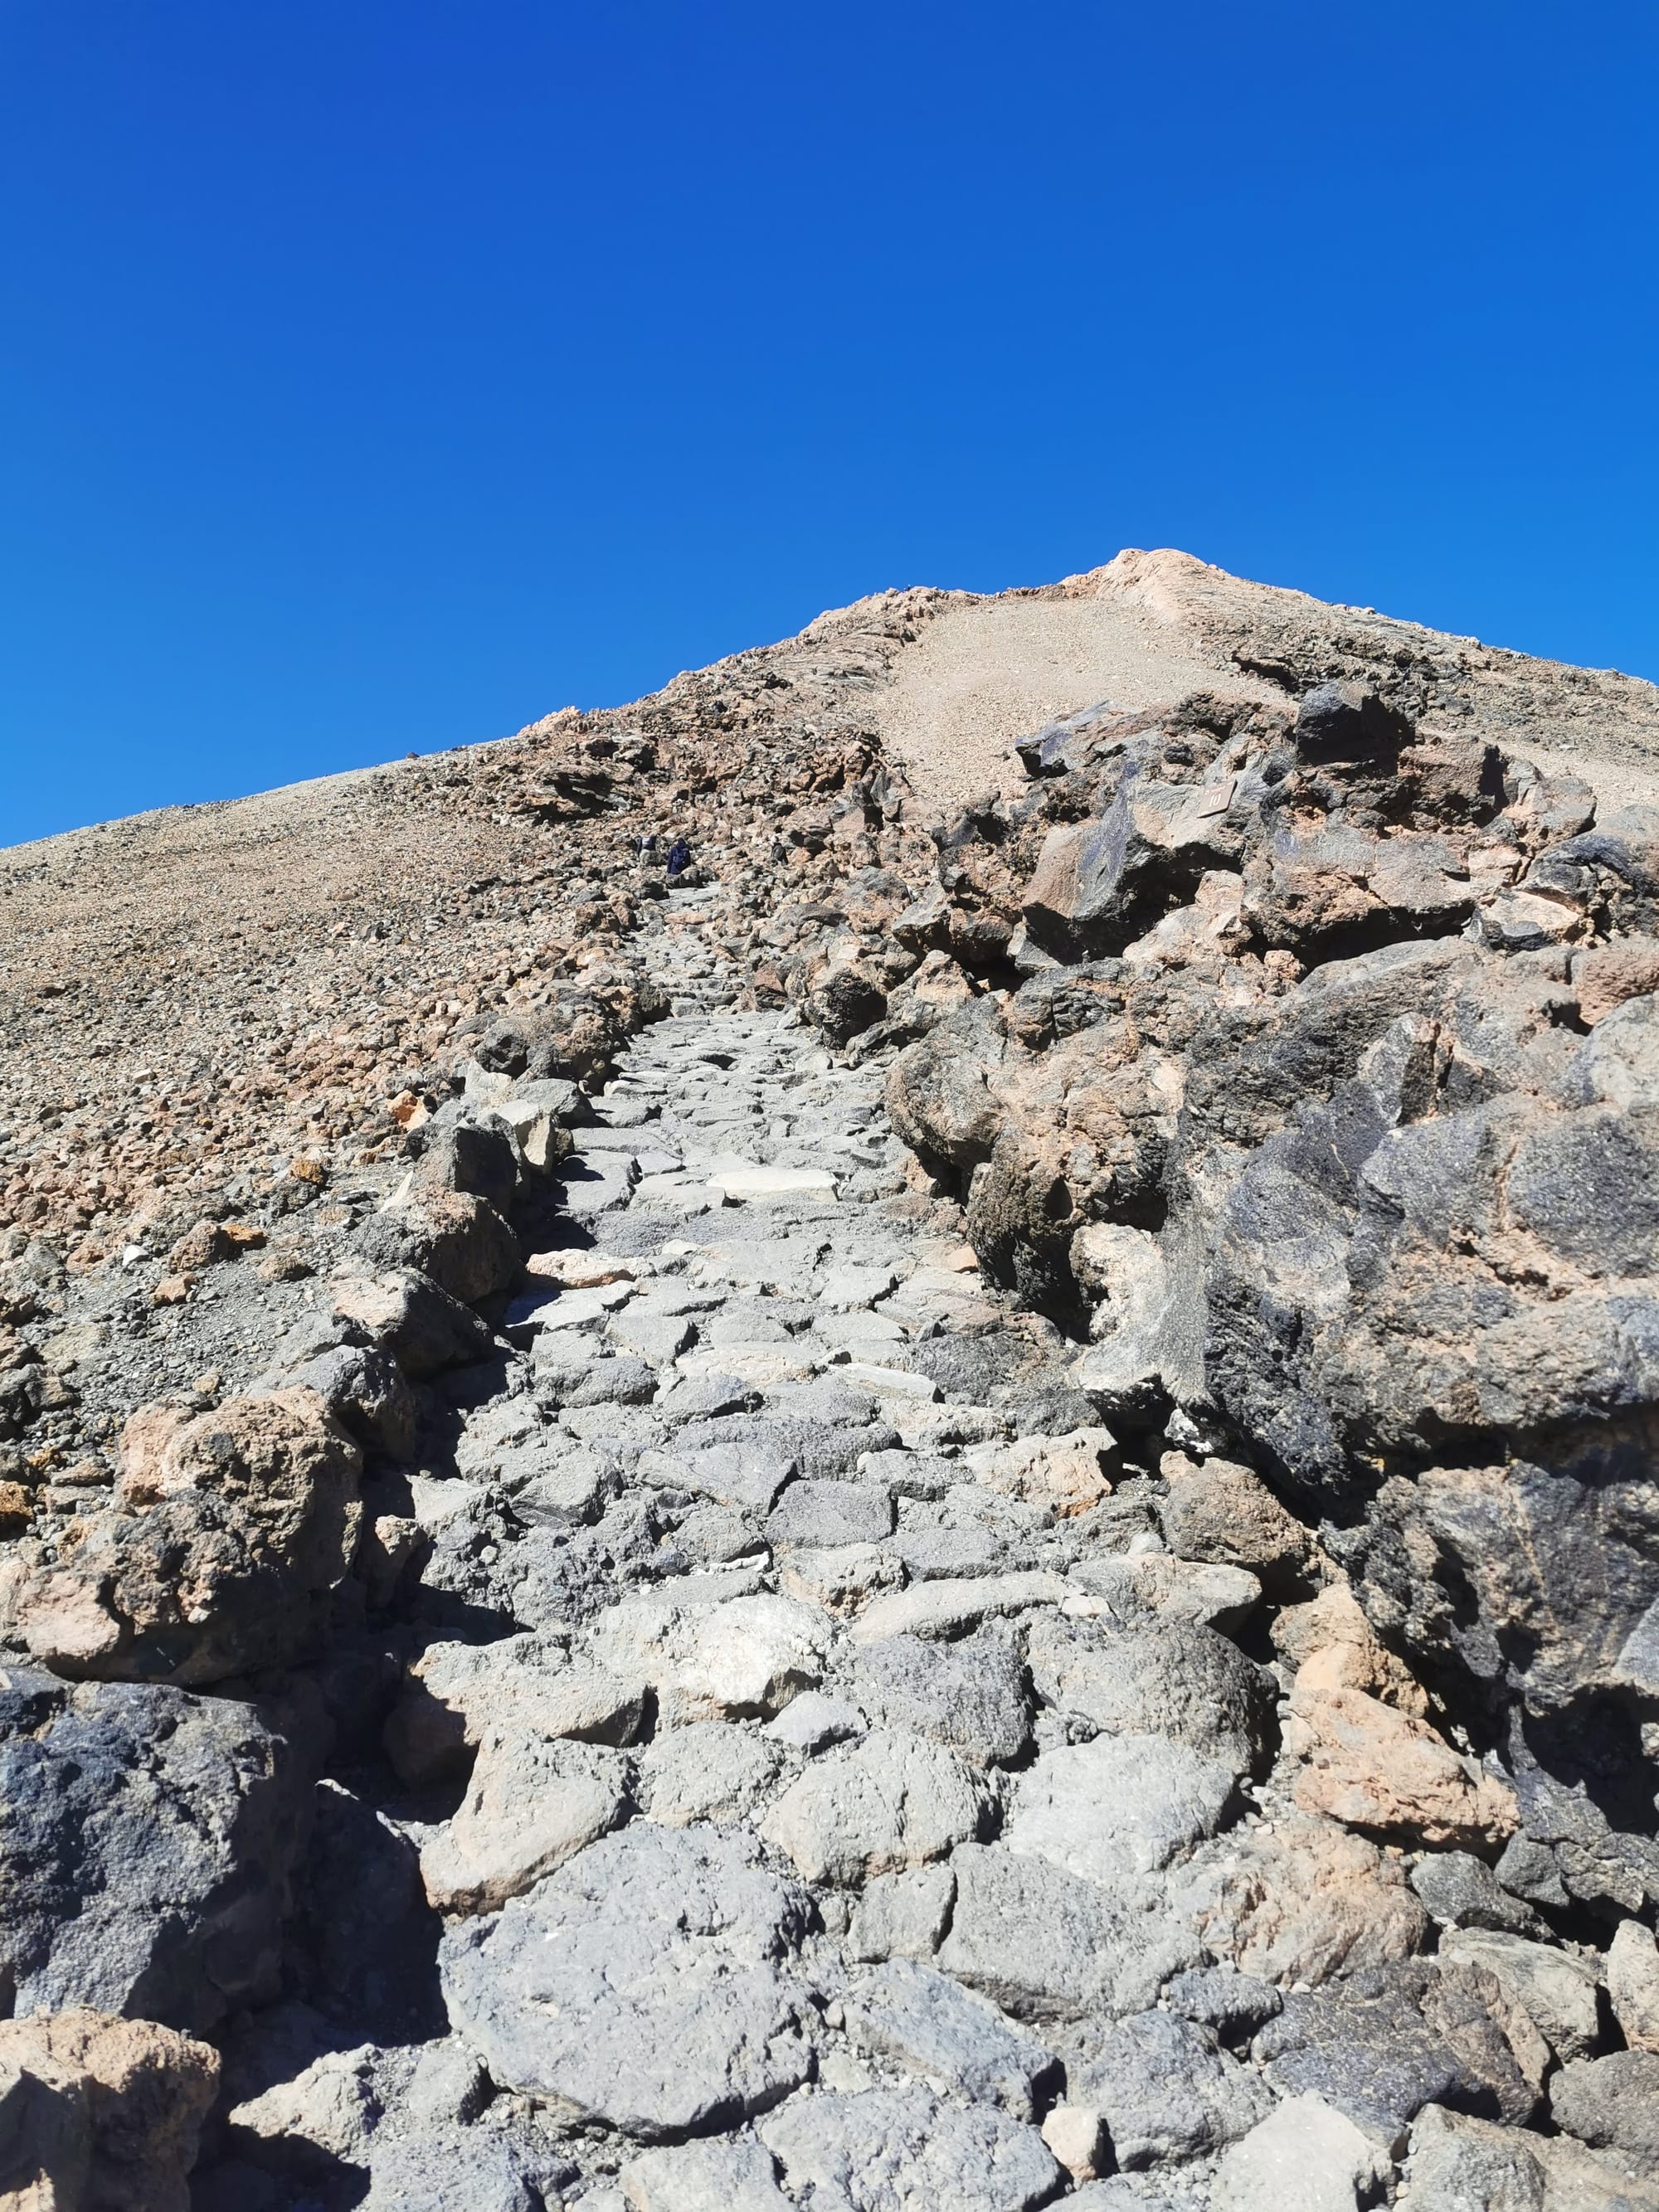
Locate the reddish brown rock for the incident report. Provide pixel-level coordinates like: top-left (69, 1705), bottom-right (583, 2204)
top-left (1286, 1674), bottom-right (1519, 1850)
top-left (1178, 1814), bottom-right (1431, 1986)
top-left (0, 2009), bottom-right (218, 2212)
top-left (16, 1388), bottom-right (362, 1685)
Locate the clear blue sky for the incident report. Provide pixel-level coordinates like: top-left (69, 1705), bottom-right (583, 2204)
top-left (3, 2), bottom-right (1657, 844)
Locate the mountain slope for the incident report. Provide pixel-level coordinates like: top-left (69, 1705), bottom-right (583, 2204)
top-left (3, 548), bottom-right (1657, 1266)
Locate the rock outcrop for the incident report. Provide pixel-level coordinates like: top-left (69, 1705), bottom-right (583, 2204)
top-left (880, 675), bottom-right (1659, 1931)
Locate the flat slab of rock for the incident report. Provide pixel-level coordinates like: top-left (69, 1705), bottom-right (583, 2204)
top-left (817, 1263), bottom-right (901, 1308)
top-left (531, 1282), bottom-right (635, 1336)
top-left (1065, 1554), bottom-right (1262, 1631)
top-left (384, 1638), bottom-right (648, 1787)
top-left (607, 1309), bottom-right (698, 1366)
top-left (1211, 2093), bottom-right (1390, 2212)
top-left (418, 1733), bottom-right (630, 1914)
top-left (937, 1845), bottom-right (1201, 2022)
top-left (838, 1361), bottom-right (942, 1403)
top-left (1005, 1734), bottom-right (1238, 1881)
top-left (757, 2084), bottom-right (1061, 2212)
top-left (761, 1728), bottom-right (990, 1885)
top-left (766, 1479), bottom-right (894, 1551)
top-left (622, 2133), bottom-right (792, 2211)
top-left (439, 1825), bottom-right (819, 2141)
top-left (851, 1572), bottom-right (1069, 1645)
top-left (708, 1166), bottom-right (839, 1201)
top-left (640, 1721), bottom-right (785, 1827)
top-left (842, 1960), bottom-right (1058, 2119)
top-left (638, 1442), bottom-right (797, 1514)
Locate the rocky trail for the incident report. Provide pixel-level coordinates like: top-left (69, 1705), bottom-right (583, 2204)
top-left (2, 562), bottom-right (1659, 2208)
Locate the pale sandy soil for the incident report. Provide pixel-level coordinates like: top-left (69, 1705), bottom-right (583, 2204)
top-left (869, 548), bottom-right (1659, 815)
top-left (870, 590), bottom-right (1280, 810)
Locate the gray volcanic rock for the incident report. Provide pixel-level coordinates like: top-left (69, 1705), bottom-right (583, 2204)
top-left (851, 1626), bottom-right (1032, 1766)
top-left (1004, 1733), bottom-right (1238, 1883)
top-left (1025, 1612), bottom-right (1274, 1780)
top-left (1253, 1960), bottom-right (1539, 2135)
top-left (275, 1341), bottom-right (416, 1461)
top-left (878, 678), bottom-right (1659, 1912)
top-left (757, 2084), bottom-right (1062, 2212)
top-left (841, 1959), bottom-right (1060, 2118)
top-left (766, 1477), bottom-right (893, 1551)
top-left (1402, 2100), bottom-right (1659, 2212)
top-left (355, 1187), bottom-right (519, 1305)
top-left (439, 1824), bottom-right (820, 2140)
top-left (1550, 2052), bottom-right (1659, 2177)
top-left (332, 1267), bottom-right (496, 1378)
top-left (621, 2134), bottom-right (794, 2212)
top-left (1064, 2008), bottom-right (1274, 2168)
top-left (937, 1844), bottom-right (1201, 2020)
top-left (0, 1668), bottom-right (312, 2034)
top-left (761, 1727), bottom-right (991, 1886)
top-left (362, 2127), bottom-right (570, 2212)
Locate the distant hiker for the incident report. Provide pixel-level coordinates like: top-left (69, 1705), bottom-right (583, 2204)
top-left (666, 836), bottom-right (692, 878)
top-left (638, 832), bottom-right (659, 863)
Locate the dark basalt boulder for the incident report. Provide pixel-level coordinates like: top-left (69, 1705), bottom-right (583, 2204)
top-left (0, 1669), bottom-right (313, 2034)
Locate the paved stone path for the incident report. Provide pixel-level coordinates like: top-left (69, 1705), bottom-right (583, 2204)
top-left (194, 887), bottom-right (1607, 2212)
top-left (288, 890), bottom-right (1299, 2212)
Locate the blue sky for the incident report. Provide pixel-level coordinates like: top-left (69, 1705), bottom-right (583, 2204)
top-left (2, 2), bottom-right (1656, 844)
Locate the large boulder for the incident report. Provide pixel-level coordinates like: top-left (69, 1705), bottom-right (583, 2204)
top-left (414, 1114), bottom-right (523, 1212)
top-left (1285, 1674), bottom-right (1520, 1850)
top-left (1020, 768), bottom-right (1247, 961)
top-left (354, 1189), bottom-right (518, 1305)
top-left (1292, 681), bottom-right (1415, 763)
top-left (1185, 959), bottom-right (1659, 1826)
top-left (0, 2010), bottom-right (219, 2212)
top-left (15, 1388), bottom-right (362, 1685)
top-left (275, 1342), bottom-right (416, 1461)
top-left (1253, 1958), bottom-right (1539, 2136)
top-left (331, 1268), bottom-right (496, 1379)
top-left (439, 1824), bottom-right (819, 2141)
top-left (0, 1669), bottom-right (312, 2032)
top-left (469, 969), bottom-right (666, 1087)
top-left (886, 1023), bottom-right (1004, 1170)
